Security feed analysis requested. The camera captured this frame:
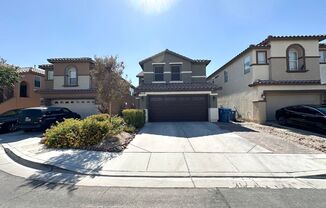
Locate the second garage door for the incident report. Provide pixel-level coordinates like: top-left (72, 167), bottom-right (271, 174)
top-left (148, 95), bottom-right (208, 122)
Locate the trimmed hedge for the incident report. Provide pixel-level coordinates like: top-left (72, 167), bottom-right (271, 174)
top-left (43, 114), bottom-right (125, 148)
top-left (122, 109), bottom-right (145, 129)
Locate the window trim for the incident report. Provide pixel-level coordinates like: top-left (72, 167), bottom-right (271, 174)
top-left (256, 51), bottom-right (267, 65)
top-left (320, 50), bottom-right (326, 64)
top-left (153, 65), bottom-right (164, 81)
top-left (224, 71), bottom-right (228, 83)
top-left (64, 65), bottom-right (78, 86)
top-left (47, 70), bottom-right (54, 81)
top-left (34, 76), bottom-right (41, 88)
top-left (171, 65), bottom-right (181, 81)
top-left (19, 81), bottom-right (28, 97)
top-left (286, 44), bottom-right (306, 72)
top-left (244, 56), bottom-right (251, 74)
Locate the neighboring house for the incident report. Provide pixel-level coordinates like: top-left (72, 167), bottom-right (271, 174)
top-left (38, 57), bottom-right (134, 118)
top-left (207, 35), bottom-right (326, 123)
top-left (0, 67), bottom-right (45, 114)
top-left (134, 49), bottom-right (219, 122)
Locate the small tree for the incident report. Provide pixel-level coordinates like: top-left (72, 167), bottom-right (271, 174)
top-left (0, 57), bottom-right (20, 89)
top-left (91, 56), bottom-right (130, 115)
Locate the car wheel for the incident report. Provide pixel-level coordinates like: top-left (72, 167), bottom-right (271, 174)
top-left (7, 123), bottom-right (17, 132)
top-left (278, 116), bottom-right (287, 126)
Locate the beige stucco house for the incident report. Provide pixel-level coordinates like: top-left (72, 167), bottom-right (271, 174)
top-left (0, 67), bottom-right (45, 114)
top-left (39, 57), bottom-right (134, 118)
top-left (207, 35), bottom-right (326, 123)
top-left (135, 49), bottom-right (219, 122)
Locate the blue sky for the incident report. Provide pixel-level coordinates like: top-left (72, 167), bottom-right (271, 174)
top-left (1, 0), bottom-right (325, 85)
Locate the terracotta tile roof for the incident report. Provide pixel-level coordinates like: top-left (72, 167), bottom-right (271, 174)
top-left (38, 89), bottom-right (96, 94)
top-left (139, 49), bottom-right (210, 67)
top-left (249, 80), bottom-right (321, 87)
top-left (38, 64), bottom-right (54, 70)
top-left (47, 57), bottom-right (94, 63)
top-left (207, 34), bottom-right (326, 80)
top-left (136, 71), bottom-right (144, 77)
top-left (18, 67), bottom-right (45, 75)
top-left (258, 35), bottom-right (326, 46)
top-left (135, 83), bottom-right (220, 93)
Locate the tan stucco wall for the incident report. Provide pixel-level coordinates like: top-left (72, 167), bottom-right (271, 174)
top-left (0, 72), bottom-right (44, 114)
top-left (142, 52), bottom-right (206, 84)
top-left (270, 40), bottom-right (319, 57)
top-left (53, 75), bottom-right (91, 89)
top-left (53, 62), bottom-right (91, 76)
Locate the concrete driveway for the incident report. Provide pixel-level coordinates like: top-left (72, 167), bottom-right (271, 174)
top-left (125, 122), bottom-right (271, 153)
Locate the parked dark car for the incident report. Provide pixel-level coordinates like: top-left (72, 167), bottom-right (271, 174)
top-left (275, 105), bottom-right (326, 133)
top-left (18, 107), bottom-right (81, 131)
top-left (0, 109), bottom-right (21, 132)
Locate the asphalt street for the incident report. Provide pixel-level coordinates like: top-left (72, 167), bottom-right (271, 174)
top-left (0, 170), bottom-right (326, 208)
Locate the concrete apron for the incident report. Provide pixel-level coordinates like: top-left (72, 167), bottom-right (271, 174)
top-left (3, 141), bottom-right (326, 179)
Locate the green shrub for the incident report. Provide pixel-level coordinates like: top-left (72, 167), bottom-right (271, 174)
top-left (43, 119), bottom-right (81, 148)
top-left (122, 109), bottom-right (145, 129)
top-left (124, 125), bottom-right (136, 133)
top-left (43, 114), bottom-right (126, 149)
top-left (86, 114), bottom-right (110, 122)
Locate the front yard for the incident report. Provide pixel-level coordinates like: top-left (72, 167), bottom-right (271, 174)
top-left (41, 109), bottom-right (145, 152)
top-left (218, 121), bottom-right (326, 153)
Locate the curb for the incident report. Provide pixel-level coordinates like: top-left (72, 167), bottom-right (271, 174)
top-left (3, 143), bottom-right (326, 179)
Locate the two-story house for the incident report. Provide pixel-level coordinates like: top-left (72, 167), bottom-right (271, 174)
top-left (0, 67), bottom-right (45, 114)
top-left (38, 57), bottom-right (98, 118)
top-left (207, 35), bottom-right (326, 123)
top-left (135, 49), bottom-right (219, 122)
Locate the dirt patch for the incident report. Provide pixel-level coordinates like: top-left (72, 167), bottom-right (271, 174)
top-left (240, 122), bottom-right (326, 153)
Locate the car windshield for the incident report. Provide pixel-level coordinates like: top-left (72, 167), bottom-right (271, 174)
top-left (1, 110), bottom-right (17, 116)
top-left (316, 107), bottom-right (326, 115)
top-left (20, 109), bottom-right (43, 117)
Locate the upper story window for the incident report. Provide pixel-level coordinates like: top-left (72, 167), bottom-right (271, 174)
top-left (65, 66), bottom-right (77, 86)
top-left (154, 65), bottom-right (164, 81)
top-left (256, 51), bottom-right (267, 64)
top-left (320, 51), bottom-right (326, 63)
top-left (20, 81), bottom-right (28, 97)
top-left (171, 65), bottom-right (181, 81)
top-left (286, 44), bottom-right (305, 72)
top-left (244, 56), bottom-right (251, 74)
top-left (224, 71), bottom-right (228, 83)
top-left (47, 70), bottom-right (54, 80)
top-left (34, 76), bottom-right (41, 88)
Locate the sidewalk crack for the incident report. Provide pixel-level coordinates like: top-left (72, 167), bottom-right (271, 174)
top-left (145, 153), bottom-right (152, 171)
top-left (182, 152), bottom-right (196, 188)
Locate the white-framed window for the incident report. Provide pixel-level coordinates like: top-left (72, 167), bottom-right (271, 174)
top-left (288, 49), bottom-right (299, 71)
top-left (257, 51), bottom-right (267, 64)
top-left (47, 70), bottom-right (54, 80)
top-left (66, 67), bottom-right (77, 85)
top-left (34, 76), bottom-right (41, 88)
top-left (154, 66), bottom-right (164, 81)
top-left (224, 71), bottom-right (228, 83)
top-left (320, 51), bottom-right (326, 63)
top-left (171, 65), bottom-right (181, 81)
top-left (244, 56), bottom-right (251, 74)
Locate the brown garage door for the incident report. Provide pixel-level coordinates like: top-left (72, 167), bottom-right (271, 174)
top-left (148, 95), bottom-right (208, 122)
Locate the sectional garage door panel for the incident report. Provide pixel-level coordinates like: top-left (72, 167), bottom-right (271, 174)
top-left (148, 95), bottom-right (208, 122)
top-left (266, 93), bottom-right (322, 121)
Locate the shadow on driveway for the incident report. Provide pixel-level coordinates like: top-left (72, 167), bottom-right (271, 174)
top-left (139, 122), bottom-right (257, 138)
top-left (0, 130), bottom-right (43, 143)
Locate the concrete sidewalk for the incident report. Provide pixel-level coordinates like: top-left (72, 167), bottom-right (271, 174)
top-left (3, 136), bottom-right (326, 178)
